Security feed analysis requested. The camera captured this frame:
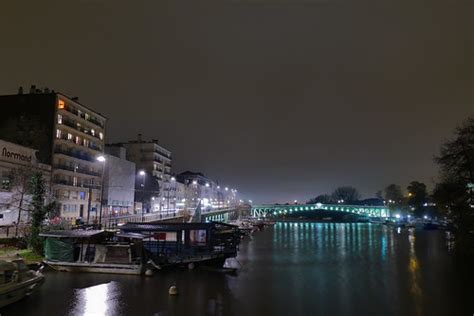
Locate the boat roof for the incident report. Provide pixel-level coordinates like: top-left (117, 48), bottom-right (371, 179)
top-left (120, 222), bottom-right (217, 232)
top-left (115, 232), bottom-right (151, 239)
top-left (39, 230), bottom-right (104, 238)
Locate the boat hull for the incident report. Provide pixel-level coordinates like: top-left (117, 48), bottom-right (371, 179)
top-left (44, 261), bottom-right (144, 275)
top-left (0, 274), bottom-right (44, 308)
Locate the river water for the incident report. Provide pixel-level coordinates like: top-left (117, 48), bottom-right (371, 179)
top-left (2, 222), bottom-right (473, 316)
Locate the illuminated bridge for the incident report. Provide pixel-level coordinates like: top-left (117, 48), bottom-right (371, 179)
top-left (251, 203), bottom-right (390, 218)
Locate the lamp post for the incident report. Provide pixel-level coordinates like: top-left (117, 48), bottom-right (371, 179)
top-left (170, 177), bottom-right (176, 216)
top-left (97, 155), bottom-right (106, 228)
top-left (138, 170), bottom-right (146, 221)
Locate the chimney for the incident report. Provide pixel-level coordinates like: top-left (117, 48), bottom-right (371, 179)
top-left (29, 85), bottom-right (36, 94)
top-left (137, 133), bottom-right (142, 142)
top-left (18, 86), bottom-right (23, 95)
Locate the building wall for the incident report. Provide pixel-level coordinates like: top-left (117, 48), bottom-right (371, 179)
top-left (0, 89), bottom-right (106, 221)
top-left (102, 149), bottom-right (136, 216)
top-left (0, 139), bottom-right (51, 225)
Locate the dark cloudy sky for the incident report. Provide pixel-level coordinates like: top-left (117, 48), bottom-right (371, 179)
top-left (1, 0), bottom-right (472, 203)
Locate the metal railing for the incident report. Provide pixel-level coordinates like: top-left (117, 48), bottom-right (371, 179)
top-left (54, 164), bottom-right (101, 177)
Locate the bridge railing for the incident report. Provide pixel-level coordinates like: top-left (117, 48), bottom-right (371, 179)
top-left (251, 203), bottom-right (391, 218)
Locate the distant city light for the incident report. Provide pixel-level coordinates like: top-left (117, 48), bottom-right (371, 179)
top-left (192, 180), bottom-right (197, 185)
top-left (225, 187), bottom-right (229, 191)
top-left (139, 170), bottom-right (146, 176)
top-left (205, 183), bottom-right (210, 187)
top-left (395, 214), bottom-right (401, 219)
top-left (171, 177), bottom-right (176, 181)
top-left (96, 155), bottom-right (106, 162)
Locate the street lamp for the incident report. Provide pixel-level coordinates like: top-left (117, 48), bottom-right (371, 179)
top-left (138, 170), bottom-right (146, 221)
top-left (96, 155), bottom-right (106, 227)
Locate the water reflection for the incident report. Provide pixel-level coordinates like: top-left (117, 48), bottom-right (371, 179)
top-left (71, 282), bottom-right (121, 316)
top-left (3, 223), bottom-right (473, 316)
top-left (408, 229), bottom-right (423, 316)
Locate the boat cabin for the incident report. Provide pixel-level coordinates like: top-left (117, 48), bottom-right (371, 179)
top-left (39, 230), bottom-right (145, 265)
top-left (119, 222), bottom-right (241, 265)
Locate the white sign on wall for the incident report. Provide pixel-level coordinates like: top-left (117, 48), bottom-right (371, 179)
top-left (0, 139), bottom-right (36, 166)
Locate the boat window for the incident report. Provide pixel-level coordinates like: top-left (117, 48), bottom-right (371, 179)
top-left (154, 232), bottom-right (177, 242)
top-left (190, 229), bottom-right (207, 245)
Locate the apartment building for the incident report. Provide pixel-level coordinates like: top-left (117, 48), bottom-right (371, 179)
top-left (0, 86), bottom-right (106, 221)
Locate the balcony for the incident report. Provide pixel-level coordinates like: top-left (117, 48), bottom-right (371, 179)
top-left (53, 179), bottom-right (101, 190)
top-left (55, 134), bottom-right (102, 153)
top-left (54, 147), bottom-right (95, 163)
top-left (60, 119), bottom-right (103, 142)
top-left (62, 105), bottom-right (105, 128)
top-left (54, 164), bottom-right (101, 177)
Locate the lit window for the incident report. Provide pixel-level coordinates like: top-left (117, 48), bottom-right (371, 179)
top-left (99, 132), bottom-right (103, 140)
top-left (57, 114), bottom-right (62, 124)
top-left (91, 129), bottom-right (95, 136)
top-left (79, 191), bottom-right (86, 200)
top-left (85, 113), bottom-right (89, 120)
top-left (58, 99), bottom-right (65, 109)
top-left (73, 177), bottom-right (77, 186)
top-left (67, 133), bottom-right (73, 140)
top-left (56, 129), bottom-right (62, 139)
top-left (75, 136), bottom-right (80, 144)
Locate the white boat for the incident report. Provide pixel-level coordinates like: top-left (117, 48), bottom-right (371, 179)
top-left (0, 257), bottom-right (44, 308)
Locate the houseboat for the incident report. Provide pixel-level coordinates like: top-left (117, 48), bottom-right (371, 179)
top-left (119, 221), bottom-right (241, 269)
top-left (40, 230), bottom-right (146, 275)
top-left (0, 257), bottom-right (44, 308)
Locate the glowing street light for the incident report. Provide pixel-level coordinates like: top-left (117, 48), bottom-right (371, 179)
top-left (96, 155), bottom-right (106, 226)
top-left (139, 170), bottom-right (146, 176)
top-left (225, 187), bottom-right (229, 191)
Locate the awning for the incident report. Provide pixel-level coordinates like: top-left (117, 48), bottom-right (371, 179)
top-left (39, 229), bottom-right (104, 238)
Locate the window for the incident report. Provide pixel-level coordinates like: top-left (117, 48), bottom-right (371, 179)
top-left (58, 99), bottom-right (65, 109)
top-left (83, 138), bottom-right (89, 147)
top-left (56, 129), bottom-right (62, 139)
top-left (79, 191), bottom-right (86, 200)
top-left (99, 132), bottom-right (104, 140)
top-left (57, 114), bottom-right (62, 124)
top-left (73, 176), bottom-right (77, 186)
top-left (75, 136), bottom-right (80, 144)
top-left (67, 133), bottom-right (73, 140)
top-left (91, 129), bottom-right (95, 136)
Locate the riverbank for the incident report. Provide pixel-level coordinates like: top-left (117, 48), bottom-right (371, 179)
top-left (0, 247), bottom-right (43, 264)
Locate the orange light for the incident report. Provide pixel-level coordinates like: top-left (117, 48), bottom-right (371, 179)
top-left (58, 99), bottom-right (65, 109)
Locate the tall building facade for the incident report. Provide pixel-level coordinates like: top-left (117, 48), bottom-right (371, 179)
top-left (0, 86), bottom-right (106, 221)
top-left (117, 135), bottom-right (173, 212)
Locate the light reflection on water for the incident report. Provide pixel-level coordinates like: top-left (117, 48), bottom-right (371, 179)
top-left (71, 281), bottom-right (121, 316)
top-left (2, 222), bottom-right (473, 316)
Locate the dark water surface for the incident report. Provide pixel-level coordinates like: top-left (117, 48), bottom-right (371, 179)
top-left (2, 223), bottom-right (473, 316)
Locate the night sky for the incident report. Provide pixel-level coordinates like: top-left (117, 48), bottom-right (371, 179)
top-left (1, 1), bottom-right (472, 203)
